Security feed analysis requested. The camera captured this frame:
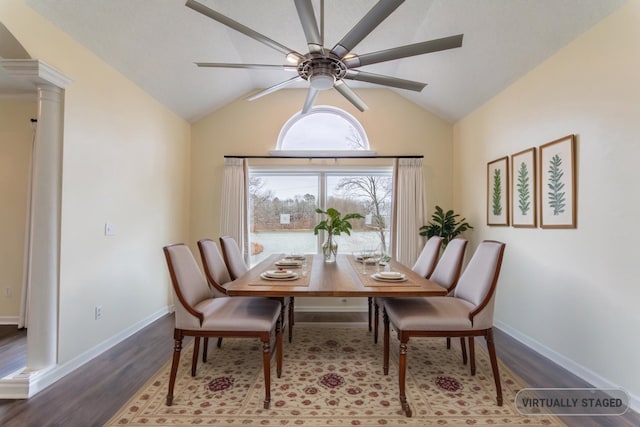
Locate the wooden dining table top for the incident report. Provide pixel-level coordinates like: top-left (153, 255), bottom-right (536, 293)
top-left (225, 253), bottom-right (448, 298)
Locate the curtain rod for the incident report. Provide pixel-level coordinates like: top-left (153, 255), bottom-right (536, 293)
top-left (224, 155), bottom-right (424, 159)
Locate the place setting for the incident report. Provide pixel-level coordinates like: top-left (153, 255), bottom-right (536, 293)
top-left (259, 269), bottom-right (299, 281)
top-left (370, 270), bottom-right (407, 283)
top-left (353, 250), bottom-right (378, 265)
top-left (274, 256), bottom-right (305, 268)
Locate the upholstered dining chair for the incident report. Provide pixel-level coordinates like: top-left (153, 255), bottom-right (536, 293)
top-left (370, 236), bottom-right (444, 342)
top-left (427, 238), bottom-right (469, 360)
top-left (429, 238), bottom-right (468, 295)
top-left (197, 238), bottom-right (234, 357)
top-left (219, 235), bottom-right (295, 342)
top-left (382, 240), bottom-right (506, 417)
top-left (411, 236), bottom-right (445, 278)
top-left (163, 243), bottom-right (283, 409)
top-left (197, 238), bottom-right (232, 298)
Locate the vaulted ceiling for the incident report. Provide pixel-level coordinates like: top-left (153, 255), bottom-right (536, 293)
top-left (4, 0), bottom-right (627, 123)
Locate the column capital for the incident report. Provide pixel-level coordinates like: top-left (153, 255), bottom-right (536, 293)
top-left (0, 59), bottom-right (72, 89)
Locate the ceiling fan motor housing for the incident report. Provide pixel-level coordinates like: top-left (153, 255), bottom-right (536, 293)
top-left (298, 53), bottom-right (348, 90)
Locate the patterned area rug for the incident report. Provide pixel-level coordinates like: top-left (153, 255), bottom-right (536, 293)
top-left (106, 326), bottom-right (564, 426)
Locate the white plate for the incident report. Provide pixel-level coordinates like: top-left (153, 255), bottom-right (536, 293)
top-left (371, 273), bottom-right (407, 282)
top-left (378, 271), bottom-right (404, 279)
top-left (264, 269), bottom-right (295, 278)
top-left (260, 272), bottom-right (299, 281)
top-left (275, 259), bottom-right (303, 267)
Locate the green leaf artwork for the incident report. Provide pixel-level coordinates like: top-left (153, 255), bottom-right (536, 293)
top-left (517, 161), bottom-right (531, 215)
top-left (547, 154), bottom-right (566, 215)
top-left (492, 168), bottom-right (502, 216)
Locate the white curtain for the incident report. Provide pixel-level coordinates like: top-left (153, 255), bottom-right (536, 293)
top-left (392, 158), bottom-right (425, 266)
top-left (220, 158), bottom-right (249, 263)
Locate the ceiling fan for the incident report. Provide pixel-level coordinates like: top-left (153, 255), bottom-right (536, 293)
top-left (186, 0), bottom-right (463, 113)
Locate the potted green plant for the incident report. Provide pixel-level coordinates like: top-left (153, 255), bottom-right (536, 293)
top-left (314, 208), bottom-right (364, 263)
top-left (419, 206), bottom-right (473, 247)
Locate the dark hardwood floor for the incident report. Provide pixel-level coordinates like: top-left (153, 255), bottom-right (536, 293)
top-left (0, 313), bottom-right (638, 427)
top-left (0, 326), bottom-right (27, 379)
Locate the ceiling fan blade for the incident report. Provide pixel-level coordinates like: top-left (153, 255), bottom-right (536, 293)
top-left (294, 0), bottom-right (322, 54)
top-left (333, 81), bottom-right (368, 112)
top-left (344, 70), bottom-right (426, 92)
top-left (301, 87), bottom-right (319, 114)
top-left (344, 34), bottom-right (464, 68)
top-left (319, 0), bottom-right (325, 47)
top-left (195, 62), bottom-right (297, 71)
top-left (247, 76), bottom-right (303, 101)
top-left (186, 0), bottom-right (302, 57)
top-left (330, 0), bottom-right (405, 59)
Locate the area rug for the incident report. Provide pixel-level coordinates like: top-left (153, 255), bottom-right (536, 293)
top-left (106, 325), bottom-right (564, 426)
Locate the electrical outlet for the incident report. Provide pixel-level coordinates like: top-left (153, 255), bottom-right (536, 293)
top-left (104, 222), bottom-right (116, 236)
top-left (95, 306), bottom-right (102, 320)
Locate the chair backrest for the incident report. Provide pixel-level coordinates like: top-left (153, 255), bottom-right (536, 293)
top-left (429, 238), bottom-right (468, 292)
top-left (219, 236), bottom-right (248, 280)
top-left (411, 236), bottom-right (444, 278)
top-left (197, 238), bottom-right (232, 298)
top-left (453, 240), bottom-right (506, 328)
top-left (163, 243), bottom-right (212, 328)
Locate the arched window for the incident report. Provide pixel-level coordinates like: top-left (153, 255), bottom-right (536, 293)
top-left (271, 106), bottom-right (374, 156)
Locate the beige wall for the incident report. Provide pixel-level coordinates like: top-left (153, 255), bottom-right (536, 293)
top-left (1, 2), bottom-right (191, 363)
top-left (0, 99), bottom-right (36, 320)
top-left (453, 0), bottom-right (640, 404)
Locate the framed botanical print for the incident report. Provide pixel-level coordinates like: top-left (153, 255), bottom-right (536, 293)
top-left (539, 134), bottom-right (576, 228)
top-left (511, 147), bottom-right (537, 227)
top-left (487, 156), bottom-right (509, 226)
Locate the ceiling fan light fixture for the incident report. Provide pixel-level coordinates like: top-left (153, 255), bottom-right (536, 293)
top-left (286, 52), bottom-right (303, 64)
top-left (309, 74), bottom-right (334, 90)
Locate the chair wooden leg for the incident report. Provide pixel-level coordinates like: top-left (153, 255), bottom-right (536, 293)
top-left (485, 329), bottom-right (503, 406)
top-left (202, 337), bottom-right (209, 363)
top-left (167, 330), bottom-right (183, 406)
top-left (368, 297), bottom-right (373, 332)
top-left (469, 336), bottom-right (476, 375)
top-left (374, 302), bottom-right (379, 344)
top-left (398, 339), bottom-right (413, 417)
top-left (446, 337), bottom-right (451, 349)
top-left (276, 322), bottom-right (283, 378)
top-left (383, 309), bottom-right (390, 375)
top-left (262, 338), bottom-right (272, 409)
top-left (288, 297), bottom-right (294, 343)
top-left (460, 337), bottom-right (467, 365)
top-left (191, 336), bottom-right (200, 377)
top-left (217, 337), bottom-right (223, 348)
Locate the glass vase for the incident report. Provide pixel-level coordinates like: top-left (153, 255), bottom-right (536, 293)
top-left (322, 233), bottom-right (338, 263)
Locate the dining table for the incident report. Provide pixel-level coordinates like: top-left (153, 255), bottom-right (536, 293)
top-left (226, 253), bottom-right (447, 298)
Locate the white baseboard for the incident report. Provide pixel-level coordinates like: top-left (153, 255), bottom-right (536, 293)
top-left (495, 320), bottom-right (639, 413)
top-left (0, 316), bottom-right (19, 325)
top-left (0, 306), bottom-right (171, 399)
